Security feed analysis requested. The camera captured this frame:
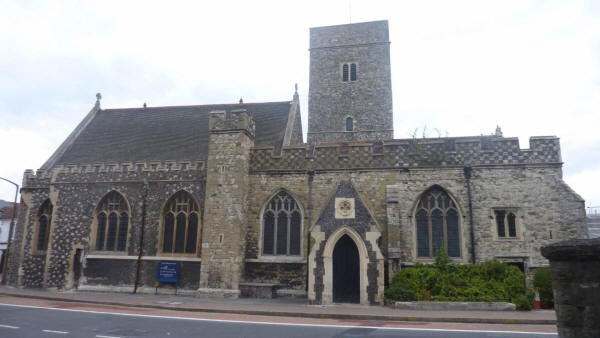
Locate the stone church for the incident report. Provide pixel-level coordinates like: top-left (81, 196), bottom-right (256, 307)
top-left (6, 21), bottom-right (587, 305)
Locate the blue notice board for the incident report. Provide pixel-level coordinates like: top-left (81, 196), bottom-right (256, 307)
top-left (157, 261), bottom-right (179, 284)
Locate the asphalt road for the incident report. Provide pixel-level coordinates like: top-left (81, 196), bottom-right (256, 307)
top-left (0, 303), bottom-right (556, 338)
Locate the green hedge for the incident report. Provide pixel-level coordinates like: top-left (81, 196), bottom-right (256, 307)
top-left (533, 267), bottom-right (554, 309)
top-left (385, 255), bottom-right (533, 310)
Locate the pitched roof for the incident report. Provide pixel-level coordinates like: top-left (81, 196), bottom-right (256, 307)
top-left (50, 101), bottom-right (292, 166)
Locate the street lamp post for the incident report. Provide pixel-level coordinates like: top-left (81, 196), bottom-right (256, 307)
top-left (0, 177), bottom-right (19, 285)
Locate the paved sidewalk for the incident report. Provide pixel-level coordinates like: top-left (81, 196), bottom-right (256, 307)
top-left (0, 286), bottom-right (556, 325)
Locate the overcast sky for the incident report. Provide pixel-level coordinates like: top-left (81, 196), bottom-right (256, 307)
top-left (0, 0), bottom-right (599, 209)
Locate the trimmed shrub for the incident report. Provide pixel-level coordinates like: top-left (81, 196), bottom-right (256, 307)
top-left (533, 267), bottom-right (554, 309)
top-left (386, 258), bottom-right (530, 308)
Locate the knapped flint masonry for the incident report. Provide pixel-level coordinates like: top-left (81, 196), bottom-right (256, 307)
top-left (6, 20), bottom-right (587, 305)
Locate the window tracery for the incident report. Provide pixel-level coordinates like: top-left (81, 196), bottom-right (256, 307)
top-left (415, 187), bottom-right (461, 258)
top-left (162, 191), bottom-right (200, 254)
top-left (94, 191), bottom-right (129, 252)
top-left (262, 191), bottom-right (301, 256)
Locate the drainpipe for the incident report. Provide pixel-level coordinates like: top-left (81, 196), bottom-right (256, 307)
top-left (463, 167), bottom-right (476, 264)
top-left (305, 170), bottom-right (314, 293)
top-left (133, 181), bottom-right (149, 294)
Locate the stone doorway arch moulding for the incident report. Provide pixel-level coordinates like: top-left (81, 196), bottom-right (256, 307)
top-left (309, 225), bottom-right (384, 305)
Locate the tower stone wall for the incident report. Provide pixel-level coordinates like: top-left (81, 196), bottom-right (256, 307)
top-left (308, 20), bottom-right (393, 144)
top-left (199, 109), bottom-right (255, 294)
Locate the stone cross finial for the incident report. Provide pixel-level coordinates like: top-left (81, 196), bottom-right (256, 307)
top-left (495, 125), bottom-right (503, 137)
top-left (239, 97), bottom-right (243, 104)
top-left (143, 102), bottom-right (147, 108)
top-left (95, 92), bottom-right (102, 108)
top-left (295, 83), bottom-right (298, 93)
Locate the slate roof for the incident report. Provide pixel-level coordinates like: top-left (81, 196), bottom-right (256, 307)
top-left (51, 101), bottom-right (292, 166)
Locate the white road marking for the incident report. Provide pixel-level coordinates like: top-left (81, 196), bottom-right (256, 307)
top-left (0, 324), bottom-right (19, 329)
top-left (0, 302), bottom-right (556, 336)
top-left (96, 335), bottom-right (123, 338)
top-left (42, 329), bottom-right (69, 334)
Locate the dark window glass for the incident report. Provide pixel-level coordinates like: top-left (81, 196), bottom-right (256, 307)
top-left (350, 63), bottom-right (357, 81)
top-left (163, 213), bottom-right (174, 253)
top-left (346, 117), bottom-right (353, 131)
top-left (106, 213), bottom-right (118, 251)
top-left (37, 200), bottom-right (53, 251)
top-left (495, 210), bottom-right (506, 237)
top-left (96, 213), bottom-right (106, 251)
top-left (507, 213), bottom-right (517, 237)
top-left (117, 212), bottom-right (128, 251)
top-left (162, 191), bottom-right (200, 254)
top-left (263, 211), bottom-right (275, 254)
top-left (37, 215), bottom-right (48, 251)
top-left (175, 212), bottom-right (186, 253)
top-left (290, 211), bottom-right (301, 255)
top-left (186, 213), bottom-right (198, 253)
top-left (416, 209), bottom-right (429, 257)
top-left (94, 192), bottom-right (129, 251)
top-left (276, 212), bottom-right (288, 255)
top-left (342, 64), bottom-right (349, 82)
top-left (446, 209), bottom-right (460, 257)
top-left (415, 187), bottom-right (461, 258)
top-left (262, 191), bottom-right (301, 256)
top-left (431, 209), bottom-right (444, 254)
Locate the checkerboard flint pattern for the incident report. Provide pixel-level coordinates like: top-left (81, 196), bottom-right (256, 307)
top-left (250, 137), bottom-right (562, 172)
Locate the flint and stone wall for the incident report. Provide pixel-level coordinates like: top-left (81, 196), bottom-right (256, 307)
top-left (8, 161), bottom-right (205, 289)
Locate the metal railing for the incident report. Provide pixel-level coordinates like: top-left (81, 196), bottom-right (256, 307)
top-left (587, 206), bottom-right (600, 217)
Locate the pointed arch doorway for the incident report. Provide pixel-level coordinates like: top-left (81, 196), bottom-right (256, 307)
top-left (333, 234), bottom-right (359, 303)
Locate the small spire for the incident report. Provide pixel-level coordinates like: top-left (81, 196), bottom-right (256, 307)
top-left (143, 102), bottom-right (147, 108)
top-left (495, 125), bottom-right (503, 137)
top-left (95, 92), bottom-right (102, 108)
top-left (239, 97), bottom-right (243, 104)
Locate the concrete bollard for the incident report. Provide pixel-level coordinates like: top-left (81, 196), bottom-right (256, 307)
top-left (541, 238), bottom-right (600, 338)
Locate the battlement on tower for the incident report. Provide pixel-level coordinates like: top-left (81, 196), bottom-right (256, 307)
top-left (209, 109), bottom-right (255, 138)
top-left (250, 136), bottom-right (562, 172)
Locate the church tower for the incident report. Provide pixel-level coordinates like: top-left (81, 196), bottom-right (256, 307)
top-left (307, 20), bottom-right (393, 144)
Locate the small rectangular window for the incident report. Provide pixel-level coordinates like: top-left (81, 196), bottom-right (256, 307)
top-left (342, 64), bottom-right (349, 82)
top-left (350, 63), bottom-right (357, 81)
top-left (494, 209), bottom-right (519, 239)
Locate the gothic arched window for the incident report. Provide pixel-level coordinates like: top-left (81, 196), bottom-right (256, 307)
top-left (346, 117), bottom-right (354, 131)
top-left (36, 199), bottom-right (53, 251)
top-left (93, 191), bottom-right (130, 252)
top-left (415, 187), bottom-right (461, 258)
top-left (262, 191), bottom-right (302, 256)
top-left (162, 191), bottom-right (200, 254)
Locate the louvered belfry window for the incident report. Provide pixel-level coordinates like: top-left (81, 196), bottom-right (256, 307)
top-left (36, 199), bottom-right (53, 251)
top-left (262, 191), bottom-right (301, 256)
top-left (162, 191), bottom-right (200, 254)
top-left (94, 191), bottom-right (129, 252)
top-left (416, 187), bottom-right (461, 258)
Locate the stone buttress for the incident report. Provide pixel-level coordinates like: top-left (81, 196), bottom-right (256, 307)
top-left (199, 109), bottom-right (255, 296)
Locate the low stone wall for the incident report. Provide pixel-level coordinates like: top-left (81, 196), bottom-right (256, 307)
top-left (392, 301), bottom-right (516, 311)
top-left (541, 238), bottom-right (600, 338)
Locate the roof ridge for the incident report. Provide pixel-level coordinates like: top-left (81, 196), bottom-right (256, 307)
top-left (102, 101), bottom-right (292, 112)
